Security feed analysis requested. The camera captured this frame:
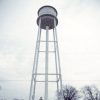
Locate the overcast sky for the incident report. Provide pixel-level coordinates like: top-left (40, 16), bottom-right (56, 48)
top-left (0, 0), bottom-right (100, 100)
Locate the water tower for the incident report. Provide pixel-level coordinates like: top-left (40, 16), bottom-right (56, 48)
top-left (29, 6), bottom-right (63, 100)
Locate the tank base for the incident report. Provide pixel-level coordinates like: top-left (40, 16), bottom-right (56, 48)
top-left (37, 15), bottom-right (58, 30)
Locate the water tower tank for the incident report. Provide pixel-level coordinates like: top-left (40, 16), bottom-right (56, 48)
top-left (37, 6), bottom-right (58, 29)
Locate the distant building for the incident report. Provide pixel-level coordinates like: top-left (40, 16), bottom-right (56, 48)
top-left (13, 98), bottom-right (24, 100)
top-left (0, 98), bottom-right (7, 100)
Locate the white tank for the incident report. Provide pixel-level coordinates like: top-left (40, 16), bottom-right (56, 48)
top-left (38, 6), bottom-right (57, 17)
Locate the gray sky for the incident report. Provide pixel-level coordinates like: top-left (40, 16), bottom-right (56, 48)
top-left (0, 0), bottom-right (100, 100)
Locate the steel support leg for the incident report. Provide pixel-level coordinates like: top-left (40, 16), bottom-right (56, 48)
top-left (29, 18), bottom-right (41, 100)
top-left (54, 18), bottom-right (64, 100)
top-left (44, 26), bottom-right (49, 100)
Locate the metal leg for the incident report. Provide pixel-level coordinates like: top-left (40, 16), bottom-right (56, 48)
top-left (45, 26), bottom-right (49, 100)
top-left (53, 28), bottom-right (59, 100)
top-left (29, 18), bottom-right (41, 100)
top-left (54, 18), bottom-right (64, 100)
top-left (32, 20), bottom-right (41, 100)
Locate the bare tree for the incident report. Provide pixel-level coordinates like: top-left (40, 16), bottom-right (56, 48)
top-left (81, 85), bottom-right (100, 100)
top-left (58, 85), bottom-right (79, 100)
